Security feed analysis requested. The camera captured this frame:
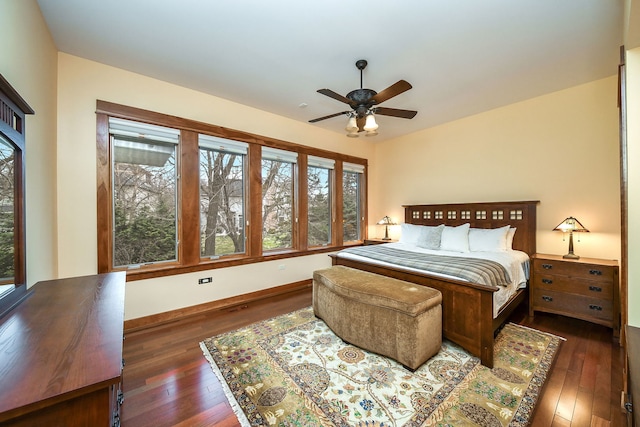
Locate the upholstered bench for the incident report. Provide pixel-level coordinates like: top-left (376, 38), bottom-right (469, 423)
top-left (312, 265), bottom-right (442, 370)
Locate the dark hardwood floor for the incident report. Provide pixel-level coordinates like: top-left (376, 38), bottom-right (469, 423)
top-left (121, 288), bottom-right (626, 426)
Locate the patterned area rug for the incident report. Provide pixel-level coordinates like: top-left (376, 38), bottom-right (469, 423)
top-left (200, 307), bottom-right (562, 426)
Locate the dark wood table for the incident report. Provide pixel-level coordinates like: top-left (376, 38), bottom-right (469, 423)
top-left (0, 272), bottom-right (126, 426)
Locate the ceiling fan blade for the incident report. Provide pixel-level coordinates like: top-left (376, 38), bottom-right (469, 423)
top-left (317, 89), bottom-right (354, 105)
top-left (374, 107), bottom-right (417, 119)
top-left (371, 80), bottom-right (412, 105)
top-left (308, 111), bottom-right (351, 123)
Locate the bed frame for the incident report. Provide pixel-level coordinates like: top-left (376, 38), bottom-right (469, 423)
top-left (331, 200), bottom-right (538, 368)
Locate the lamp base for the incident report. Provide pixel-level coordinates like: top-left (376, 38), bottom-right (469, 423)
top-left (563, 253), bottom-right (580, 260)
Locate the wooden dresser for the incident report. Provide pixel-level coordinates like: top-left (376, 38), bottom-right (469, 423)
top-left (0, 272), bottom-right (126, 426)
top-left (530, 253), bottom-right (619, 337)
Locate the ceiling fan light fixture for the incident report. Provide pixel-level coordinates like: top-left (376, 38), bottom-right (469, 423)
top-left (364, 113), bottom-right (378, 132)
top-left (346, 129), bottom-right (359, 138)
top-left (345, 115), bottom-right (358, 132)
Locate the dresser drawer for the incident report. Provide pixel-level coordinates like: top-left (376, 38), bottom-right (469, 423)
top-left (533, 259), bottom-right (615, 283)
top-left (532, 274), bottom-right (613, 299)
top-left (532, 288), bottom-right (613, 324)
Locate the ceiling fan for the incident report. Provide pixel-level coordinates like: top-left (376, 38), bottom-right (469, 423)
top-left (309, 59), bottom-right (417, 137)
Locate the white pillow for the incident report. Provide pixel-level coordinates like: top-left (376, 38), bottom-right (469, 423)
top-left (399, 223), bottom-right (424, 245)
top-left (416, 224), bottom-right (445, 250)
top-left (506, 227), bottom-right (516, 250)
top-left (469, 225), bottom-right (511, 252)
top-left (440, 223), bottom-right (470, 252)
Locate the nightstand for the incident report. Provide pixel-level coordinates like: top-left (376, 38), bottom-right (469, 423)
top-left (363, 238), bottom-right (395, 245)
top-left (530, 253), bottom-right (619, 338)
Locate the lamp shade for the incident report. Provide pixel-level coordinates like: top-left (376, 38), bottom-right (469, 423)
top-left (377, 216), bottom-right (396, 226)
top-left (364, 113), bottom-right (378, 132)
top-left (345, 115), bottom-right (358, 132)
top-left (553, 217), bottom-right (589, 233)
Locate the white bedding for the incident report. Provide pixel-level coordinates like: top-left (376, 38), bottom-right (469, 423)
top-left (336, 242), bottom-right (530, 318)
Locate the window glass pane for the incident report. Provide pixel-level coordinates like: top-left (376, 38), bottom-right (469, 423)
top-left (308, 165), bottom-right (331, 246)
top-left (0, 135), bottom-right (15, 282)
top-left (112, 135), bottom-right (178, 267)
top-left (343, 170), bottom-right (361, 242)
top-left (199, 146), bottom-right (245, 257)
top-left (262, 157), bottom-right (293, 250)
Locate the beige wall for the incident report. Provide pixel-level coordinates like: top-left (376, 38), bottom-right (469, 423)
top-left (0, 0), bottom-right (58, 286)
top-left (627, 47), bottom-right (640, 327)
top-left (369, 77), bottom-right (621, 262)
top-left (56, 53), bottom-right (375, 320)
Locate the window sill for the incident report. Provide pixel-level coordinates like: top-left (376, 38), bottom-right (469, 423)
top-left (123, 243), bottom-right (363, 282)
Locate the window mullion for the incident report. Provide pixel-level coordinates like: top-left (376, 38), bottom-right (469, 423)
top-left (248, 144), bottom-right (263, 257)
top-left (334, 161), bottom-right (344, 246)
top-left (180, 130), bottom-right (200, 266)
top-left (297, 155), bottom-right (308, 251)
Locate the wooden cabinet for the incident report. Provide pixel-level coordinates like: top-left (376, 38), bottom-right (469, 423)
top-left (0, 272), bottom-right (126, 426)
top-left (530, 254), bottom-right (619, 337)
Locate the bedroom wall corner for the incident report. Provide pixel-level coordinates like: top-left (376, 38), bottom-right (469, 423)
top-left (0, 0), bottom-right (59, 286)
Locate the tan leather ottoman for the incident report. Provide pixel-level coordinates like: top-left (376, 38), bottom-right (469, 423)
top-left (312, 265), bottom-right (442, 371)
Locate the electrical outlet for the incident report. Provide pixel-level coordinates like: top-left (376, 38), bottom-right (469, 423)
top-left (198, 277), bottom-right (212, 284)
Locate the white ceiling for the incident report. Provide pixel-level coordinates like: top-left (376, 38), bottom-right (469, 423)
top-left (36, 0), bottom-right (623, 142)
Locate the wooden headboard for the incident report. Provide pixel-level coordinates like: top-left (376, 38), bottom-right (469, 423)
top-left (403, 200), bottom-right (539, 256)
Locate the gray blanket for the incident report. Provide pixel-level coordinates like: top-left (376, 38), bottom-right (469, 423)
top-left (339, 245), bottom-right (511, 287)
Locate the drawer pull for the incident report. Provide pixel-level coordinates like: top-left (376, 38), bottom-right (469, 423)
top-left (589, 269), bottom-right (602, 276)
top-left (542, 278), bottom-right (553, 284)
top-left (542, 264), bottom-right (553, 270)
top-left (542, 295), bottom-right (553, 302)
top-left (588, 286), bottom-right (602, 292)
top-left (589, 304), bottom-right (602, 311)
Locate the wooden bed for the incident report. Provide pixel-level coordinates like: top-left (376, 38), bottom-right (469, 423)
top-left (330, 200), bottom-right (538, 368)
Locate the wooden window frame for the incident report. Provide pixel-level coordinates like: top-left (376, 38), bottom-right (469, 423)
top-left (96, 100), bottom-right (368, 281)
top-left (0, 74), bottom-right (33, 318)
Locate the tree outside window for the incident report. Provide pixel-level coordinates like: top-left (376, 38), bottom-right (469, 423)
top-left (199, 135), bottom-right (246, 258)
top-left (0, 136), bottom-right (14, 281)
top-left (110, 119), bottom-right (179, 267)
top-left (307, 156), bottom-right (333, 247)
top-left (262, 148), bottom-right (296, 251)
top-left (343, 164), bottom-right (364, 242)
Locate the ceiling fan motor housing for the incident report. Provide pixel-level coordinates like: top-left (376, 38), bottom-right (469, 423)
top-left (347, 89), bottom-right (378, 117)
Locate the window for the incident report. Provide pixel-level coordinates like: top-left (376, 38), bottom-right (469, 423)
top-left (0, 73), bottom-right (33, 316)
top-left (307, 156), bottom-right (334, 247)
top-left (199, 135), bottom-right (247, 258)
top-left (109, 118), bottom-right (180, 268)
top-left (0, 135), bottom-right (15, 282)
top-left (261, 147), bottom-right (297, 251)
top-left (343, 162), bottom-right (365, 242)
top-left (96, 101), bottom-right (367, 279)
